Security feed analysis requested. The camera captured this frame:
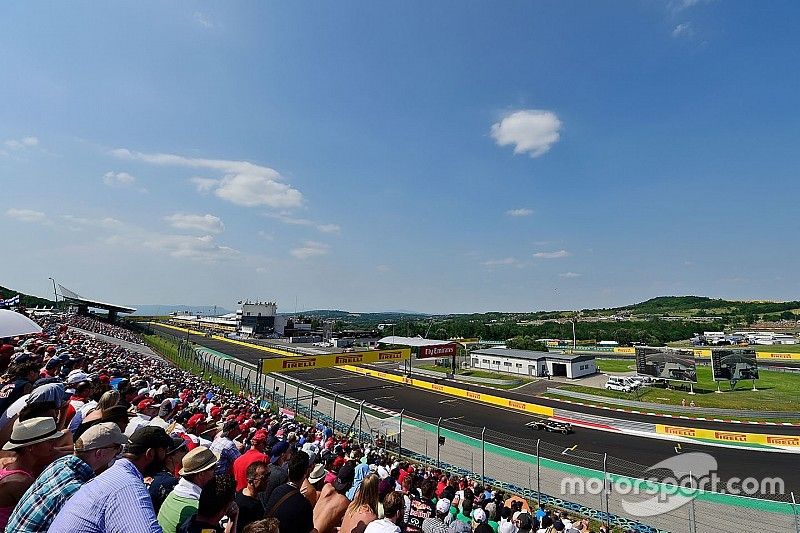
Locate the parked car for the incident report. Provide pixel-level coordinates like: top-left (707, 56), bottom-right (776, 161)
top-left (605, 376), bottom-right (636, 392)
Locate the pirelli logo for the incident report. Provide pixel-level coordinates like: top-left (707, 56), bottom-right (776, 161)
top-left (663, 426), bottom-right (697, 437)
top-left (467, 391), bottom-right (481, 400)
top-left (509, 401), bottom-right (526, 410)
top-left (281, 358), bottom-right (318, 369)
top-left (431, 384), bottom-right (444, 391)
top-left (714, 431), bottom-right (747, 442)
top-left (378, 351), bottom-right (403, 360)
top-left (335, 355), bottom-right (363, 364)
top-left (766, 436), bottom-right (800, 446)
top-left (766, 353), bottom-right (791, 359)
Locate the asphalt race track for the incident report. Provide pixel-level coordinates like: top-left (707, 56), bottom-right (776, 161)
top-left (150, 325), bottom-right (800, 496)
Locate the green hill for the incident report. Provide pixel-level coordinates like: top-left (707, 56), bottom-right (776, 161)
top-left (0, 285), bottom-right (57, 308)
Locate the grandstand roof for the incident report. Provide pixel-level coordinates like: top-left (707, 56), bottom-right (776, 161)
top-left (57, 284), bottom-right (136, 314)
top-left (377, 335), bottom-right (456, 347)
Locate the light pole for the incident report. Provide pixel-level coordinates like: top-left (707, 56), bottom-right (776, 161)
top-left (48, 277), bottom-right (58, 307)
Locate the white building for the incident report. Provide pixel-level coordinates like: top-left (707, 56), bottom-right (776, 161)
top-left (470, 348), bottom-right (596, 379)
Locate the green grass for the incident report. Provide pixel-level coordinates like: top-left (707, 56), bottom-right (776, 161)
top-left (561, 365), bottom-right (800, 411)
top-left (143, 334), bottom-right (242, 394)
top-left (595, 359), bottom-right (637, 373)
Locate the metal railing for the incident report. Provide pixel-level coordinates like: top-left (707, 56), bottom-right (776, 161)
top-left (142, 327), bottom-right (800, 533)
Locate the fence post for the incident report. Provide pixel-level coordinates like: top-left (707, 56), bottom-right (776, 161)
top-left (481, 427), bottom-right (486, 486)
top-left (282, 379), bottom-right (287, 407)
top-left (791, 491), bottom-right (799, 533)
top-left (603, 453), bottom-right (610, 532)
top-left (310, 388), bottom-right (316, 424)
top-left (688, 470), bottom-right (697, 533)
top-left (436, 417), bottom-right (442, 469)
top-left (398, 409), bottom-right (404, 460)
top-left (536, 439), bottom-right (541, 507)
top-left (294, 384), bottom-right (300, 415)
top-left (333, 395), bottom-right (338, 434)
top-left (358, 400), bottom-right (365, 439)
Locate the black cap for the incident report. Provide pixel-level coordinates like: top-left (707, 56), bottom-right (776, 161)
top-left (100, 405), bottom-right (134, 423)
top-left (333, 463), bottom-right (355, 492)
top-left (127, 426), bottom-right (172, 453)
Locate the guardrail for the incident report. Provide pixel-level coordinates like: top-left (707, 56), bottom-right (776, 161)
top-left (546, 388), bottom-right (800, 420)
top-left (138, 326), bottom-right (800, 533)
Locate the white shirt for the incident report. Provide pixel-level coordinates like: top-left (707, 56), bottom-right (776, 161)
top-left (124, 413), bottom-right (152, 436)
top-left (365, 518), bottom-right (400, 533)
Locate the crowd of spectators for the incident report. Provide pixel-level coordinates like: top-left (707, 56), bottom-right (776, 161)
top-left (0, 311), bottom-right (608, 533)
top-left (64, 313), bottom-right (145, 345)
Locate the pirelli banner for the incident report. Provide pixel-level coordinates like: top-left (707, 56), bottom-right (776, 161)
top-left (655, 424), bottom-right (800, 450)
top-left (261, 348), bottom-right (410, 373)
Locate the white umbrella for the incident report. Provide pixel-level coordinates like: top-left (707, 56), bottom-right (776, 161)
top-left (0, 309), bottom-right (43, 338)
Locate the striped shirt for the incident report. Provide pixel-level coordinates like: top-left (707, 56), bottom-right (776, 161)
top-left (6, 454), bottom-right (95, 532)
top-left (48, 458), bottom-right (163, 533)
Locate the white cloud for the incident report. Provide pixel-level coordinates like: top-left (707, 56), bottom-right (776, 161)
top-left (483, 257), bottom-right (518, 267)
top-left (141, 233), bottom-right (238, 261)
top-left (672, 22), bottom-right (694, 38)
top-left (189, 177), bottom-right (218, 193)
top-left (291, 241), bottom-right (329, 260)
top-left (193, 11), bottom-right (213, 28)
top-left (5, 208), bottom-right (48, 223)
top-left (317, 223), bottom-right (341, 234)
top-left (102, 171), bottom-right (138, 188)
top-left (491, 110), bottom-right (562, 158)
top-left (533, 250), bottom-right (570, 259)
top-left (112, 148), bottom-right (303, 208)
top-left (61, 215), bottom-right (123, 230)
top-left (256, 266), bottom-right (268, 274)
top-left (669, 0), bottom-right (711, 12)
top-left (558, 272), bottom-right (581, 278)
top-left (376, 264), bottom-right (391, 272)
top-left (506, 208), bottom-right (533, 217)
top-left (164, 213), bottom-right (225, 234)
top-left (4, 136), bottom-right (38, 150)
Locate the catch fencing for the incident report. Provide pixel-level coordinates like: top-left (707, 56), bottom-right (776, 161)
top-left (143, 329), bottom-right (800, 533)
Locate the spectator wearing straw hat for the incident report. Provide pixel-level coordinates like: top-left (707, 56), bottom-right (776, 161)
top-left (301, 463), bottom-right (327, 508)
top-left (7, 421), bottom-right (128, 532)
top-left (0, 416), bottom-right (69, 529)
top-left (158, 445), bottom-right (219, 533)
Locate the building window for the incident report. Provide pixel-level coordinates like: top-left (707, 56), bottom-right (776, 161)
top-left (504, 362), bottom-right (511, 366)
top-left (516, 363), bottom-right (522, 368)
top-left (472, 358), bottom-right (478, 365)
top-left (482, 359), bottom-right (489, 364)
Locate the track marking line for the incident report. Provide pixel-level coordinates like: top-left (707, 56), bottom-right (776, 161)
top-left (438, 399), bottom-right (458, 404)
top-left (444, 416), bottom-right (464, 422)
top-left (373, 395), bottom-right (395, 401)
top-left (562, 445), bottom-right (578, 455)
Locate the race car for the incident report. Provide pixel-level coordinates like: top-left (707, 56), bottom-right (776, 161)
top-left (525, 418), bottom-right (573, 434)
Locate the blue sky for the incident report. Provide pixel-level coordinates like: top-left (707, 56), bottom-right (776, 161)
top-left (2, 1), bottom-right (799, 314)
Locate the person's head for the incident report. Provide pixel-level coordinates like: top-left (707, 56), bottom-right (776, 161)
top-left (100, 405), bottom-right (133, 432)
top-left (462, 497), bottom-right (474, 516)
top-left (125, 426), bottom-right (173, 477)
top-left (288, 450), bottom-right (310, 484)
top-left (251, 429), bottom-right (268, 452)
top-left (136, 398), bottom-right (159, 418)
top-left (163, 437), bottom-right (188, 475)
top-left (180, 445), bottom-right (219, 487)
top-left (74, 422), bottom-right (128, 473)
top-left (383, 491), bottom-right (405, 522)
top-left (421, 478), bottom-right (436, 499)
top-left (19, 400), bottom-right (59, 423)
top-left (2, 416), bottom-right (68, 471)
top-left (96, 389), bottom-right (120, 411)
top-left (334, 463), bottom-right (356, 494)
top-left (242, 518), bottom-right (280, 533)
top-left (247, 460), bottom-right (270, 493)
top-left (7, 361), bottom-right (39, 382)
top-left (196, 474), bottom-right (236, 523)
top-left (348, 473), bottom-right (379, 517)
top-left (436, 498), bottom-right (452, 520)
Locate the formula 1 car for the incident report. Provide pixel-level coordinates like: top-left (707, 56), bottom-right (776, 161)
top-left (525, 418), bottom-right (574, 434)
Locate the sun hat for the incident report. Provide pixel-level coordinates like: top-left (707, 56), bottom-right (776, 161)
top-left (74, 422), bottom-right (128, 451)
top-left (436, 498), bottom-right (452, 514)
top-left (179, 446), bottom-right (219, 476)
top-left (2, 416), bottom-right (68, 451)
top-left (308, 463), bottom-right (327, 484)
top-left (127, 426), bottom-right (173, 454)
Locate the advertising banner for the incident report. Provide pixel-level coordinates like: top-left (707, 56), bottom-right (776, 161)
top-left (636, 347), bottom-right (698, 382)
top-left (711, 349), bottom-right (759, 381)
top-left (418, 343), bottom-right (459, 359)
top-left (261, 348), bottom-right (410, 373)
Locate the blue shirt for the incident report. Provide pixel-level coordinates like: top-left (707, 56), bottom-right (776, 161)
top-left (209, 436), bottom-right (240, 475)
top-left (6, 454), bottom-right (95, 532)
top-left (48, 458), bottom-right (163, 533)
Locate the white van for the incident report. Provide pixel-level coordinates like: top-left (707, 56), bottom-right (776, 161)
top-left (605, 376), bottom-right (635, 392)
